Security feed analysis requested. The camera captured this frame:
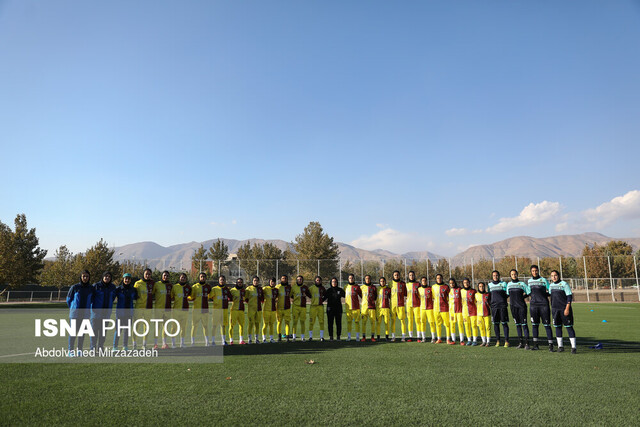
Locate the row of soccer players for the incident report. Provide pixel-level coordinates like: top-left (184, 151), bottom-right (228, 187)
top-left (67, 265), bottom-right (576, 353)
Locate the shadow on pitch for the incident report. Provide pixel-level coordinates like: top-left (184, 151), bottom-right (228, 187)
top-left (576, 336), bottom-right (640, 353)
top-left (221, 339), bottom-right (392, 356)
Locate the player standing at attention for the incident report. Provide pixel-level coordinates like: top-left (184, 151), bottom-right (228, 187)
top-left (291, 275), bottom-right (311, 341)
top-left (448, 278), bottom-right (464, 345)
top-left (170, 273), bottom-right (191, 348)
top-left (262, 278), bottom-right (278, 343)
top-left (549, 270), bottom-right (577, 354)
top-left (308, 276), bottom-right (326, 341)
top-left (528, 265), bottom-right (554, 351)
top-left (189, 273), bottom-right (212, 346)
top-left (360, 275), bottom-right (377, 342)
top-left (113, 273), bottom-right (138, 351)
top-left (506, 269), bottom-right (531, 350)
top-left (405, 271), bottom-right (421, 342)
top-left (152, 270), bottom-right (173, 349)
top-left (244, 276), bottom-right (263, 344)
top-left (67, 270), bottom-right (94, 353)
top-left (324, 277), bottom-right (345, 341)
top-left (275, 275), bottom-right (292, 342)
top-left (229, 278), bottom-right (247, 345)
top-left (418, 277), bottom-right (436, 343)
top-left (461, 278), bottom-right (478, 346)
top-left (377, 277), bottom-right (393, 341)
top-left (390, 270), bottom-right (407, 342)
top-left (475, 282), bottom-right (491, 346)
top-left (133, 268), bottom-right (155, 349)
top-left (432, 274), bottom-right (452, 344)
top-left (488, 270), bottom-right (510, 347)
top-left (344, 274), bottom-right (362, 341)
top-left (210, 275), bottom-right (233, 346)
top-left (91, 271), bottom-right (117, 351)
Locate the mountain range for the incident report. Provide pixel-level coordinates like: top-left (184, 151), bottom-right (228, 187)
top-left (110, 232), bottom-right (640, 271)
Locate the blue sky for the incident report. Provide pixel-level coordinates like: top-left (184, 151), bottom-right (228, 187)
top-left (1, 1), bottom-right (639, 256)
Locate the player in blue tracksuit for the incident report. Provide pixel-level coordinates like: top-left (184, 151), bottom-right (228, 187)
top-left (66, 270), bottom-right (94, 352)
top-left (487, 270), bottom-right (510, 347)
top-left (506, 269), bottom-right (531, 350)
top-left (91, 271), bottom-right (117, 350)
top-left (549, 270), bottom-right (577, 354)
top-left (113, 273), bottom-right (138, 350)
top-left (528, 265), bottom-right (555, 352)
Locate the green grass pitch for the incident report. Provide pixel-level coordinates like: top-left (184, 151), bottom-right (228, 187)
top-left (0, 303), bottom-right (638, 426)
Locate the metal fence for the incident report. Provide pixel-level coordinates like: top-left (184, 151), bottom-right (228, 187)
top-left (3, 255), bottom-right (638, 303)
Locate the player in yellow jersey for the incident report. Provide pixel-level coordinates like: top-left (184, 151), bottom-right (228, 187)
top-left (461, 278), bottom-right (479, 346)
top-left (170, 273), bottom-right (191, 348)
top-left (377, 277), bottom-right (392, 341)
top-left (262, 278), bottom-right (278, 343)
top-left (291, 275), bottom-right (311, 341)
top-left (275, 275), bottom-right (292, 342)
top-left (360, 275), bottom-right (377, 342)
top-left (189, 272), bottom-right (212, 346)
top-left (432, 274), bottom-right (453, 344)
top-left (389, 270), bottom-right (407, 341)
top-left (448, 278), bottom-right (465, 345)
top-left (228, 278), bottom-right (247, 345)
top-left (418, 276), bottom-right (436, 343)
top-left (405, 271), bottom-right (421, 342)
top-left (209, 275), bottom-right (232, 345)
top-left (153, 270), bottom-right (173, 349)
top-left (308, 276), bottom-right (326, 341)
top-left (475, 282), bottom-right (492, 346)
top-left (244, 276), bottom-right (263, 344)
top-left (133, 268), bottom-right (155, 349)
top-left (344, 274), bottom-right (362, 341)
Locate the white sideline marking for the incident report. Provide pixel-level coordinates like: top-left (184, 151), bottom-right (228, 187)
top-left (0, 352), bottom-right (35, 358)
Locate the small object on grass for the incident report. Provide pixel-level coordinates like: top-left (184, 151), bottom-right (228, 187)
top-left (589, 343), bottom-right (603, 350)
top-left (305, 359), bottom-right (316, 364)
top-left (602, 319), bottom-right (607, 323)
top-left (187, 368), bottom-right (191, 371)
top-left (590, 309), bottom-right (594, 312)
top-left (226, 377), bottom-right (232, 380)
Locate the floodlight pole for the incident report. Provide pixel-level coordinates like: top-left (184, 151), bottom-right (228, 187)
top-left (607, 256), bottom-right (615, 302)
top-left (583, 257), bottom-right (590, 303)
top-left (634, 255), bottom-right (639, 301)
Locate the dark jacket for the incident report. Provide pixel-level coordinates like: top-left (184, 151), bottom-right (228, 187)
top-left (323, 286), bottom-right (345, 312)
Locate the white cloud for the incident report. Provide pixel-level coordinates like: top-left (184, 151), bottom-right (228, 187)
top-left (445, 227), bottom-right (469, 236)
top-left (472, 229), bottom-right (483, 234)
top-left (555, 222), bottom-right (569, 232)
top-left (351, 228), bottom-right (434, 254)
top-left (231, 219), bottom-right (238, 225)
top-left (583, 190), bottom-right (640, 228)
top-left (485, 201), bottom-right (562, 233)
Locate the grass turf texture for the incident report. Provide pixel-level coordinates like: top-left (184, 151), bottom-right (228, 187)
top-left (1, 303), bottom-right (638, 426)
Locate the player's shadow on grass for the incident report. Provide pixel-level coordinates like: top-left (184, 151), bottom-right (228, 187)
top-left (221, 339), bottom-right (388, 356)
top-left (577, 336), bottom-right (640, 353)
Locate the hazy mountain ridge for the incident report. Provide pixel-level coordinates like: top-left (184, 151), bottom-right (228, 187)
top-left (108, 233), bottom-right (640, 271)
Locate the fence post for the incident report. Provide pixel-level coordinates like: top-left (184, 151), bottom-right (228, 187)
top-left (426, 259), bottom-right (429, 284)
top-left (58, 289), bottom-right (61, 301)
top-left (448, 258), bottom-right (452, 279)
top-left (317, 260), bottom-right (320, 277)
top-left (296, 260), bottom-right (299, 276)
top-left (218, 260), bottom-right (221, 277)
top-left (634, 255), bottom-right (639, 301)
top-left (382, 259), bottom-right (385, 279)
top-left (515, 256), bottom-right (518, 272)
top-left (471, 257), bottom-right (474, 285)
top-left (607, 256), bottom-right (615, 302)
top-left (199, 259), bottom-right (202, 273)
top-left (404, 259), bottom-right (407, 282)
top-left (361, 259), bottom-right (364, 282)
top-left (583, 256), bottom-right (590, 302)
top-left (276, 260), bottom-right (279, 280)
top-left (559, 256), bottom-right (563, 279)
top-left (492, 257), bottom-right (495, 271)
top-left (30, 291), bottom-right (33, 302)
top-left (256, 260), bottom-right (259, 278)
top-left (6, 291), bottom-right (9, 303)
top-left (50, 292), bottom-right (53, 302)
top-left (339, 259), bottom-right (342, 286)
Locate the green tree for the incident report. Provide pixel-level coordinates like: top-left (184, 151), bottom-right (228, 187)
top-left (208, 239), bottom-right (229, 276)
top-left (41, 245), bottom-right (77, 288)
top-left (292, 222), bottom-right (340, 279)
top-left (191, 244), bottom-right (210, 275)
top-left (0, 214), bottom-right (47, 289)
top-left (77, 239), bottom-right (121, 281)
